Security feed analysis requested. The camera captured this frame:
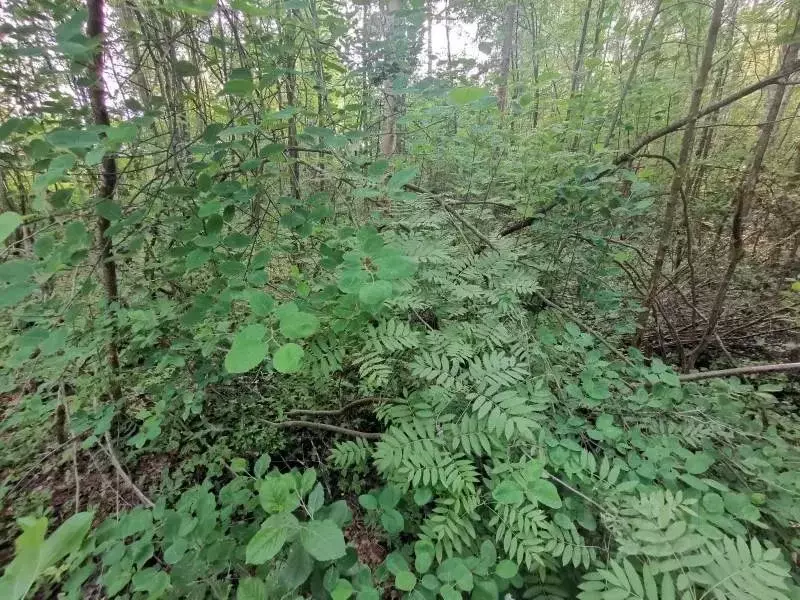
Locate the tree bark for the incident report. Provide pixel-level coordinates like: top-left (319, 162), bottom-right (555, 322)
top-left (87, 0), bottom-right (121, 379)
top-left (570, 0), bottom-right (593, 101)
top-left (634, 0), bottom-right (725, 346)
top-left (380, 0), bottom-right (401, 156)
top-left (497, 3), bottom-right (518, 113)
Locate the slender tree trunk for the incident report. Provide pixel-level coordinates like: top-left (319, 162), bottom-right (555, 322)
top-left (497, 4), bottom-right (518, 113)
top-left (571, 0), bottom-right (593, 97)
top-left (380, 0), bottom-right (401, 156)
top-left (87, 0), bottom-right (121, 383)
top-left (445, 0), bottom-right (452, 76)
top-left (591, 0), bottom-right (606, 60)
top-left (634, 0), bottom-right (725, 346)
top-left (426, 0), bottom-right (433, 77)
top-left (603, 0), bottom-right (662, 147)
top-left (686, 40), bottom-right (800, 368)
top-left (569, 0), bottom-right (593, 108)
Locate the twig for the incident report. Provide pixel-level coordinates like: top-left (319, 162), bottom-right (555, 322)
top-left (59, 383), bottom-right (80, 514)
top-left (269, 420), bottom-right (382, 440)
top-left (101, 432), bottom-right (154, 507)
top-left (287, 396), bottom-right (394, 417)
top-left (679, 362), bottom-right (800, 382)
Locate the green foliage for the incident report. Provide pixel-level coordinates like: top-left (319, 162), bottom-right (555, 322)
top-left (0, 512), bottom-right (93, 600)
top-left (1, 0), bottom-right (800, 599)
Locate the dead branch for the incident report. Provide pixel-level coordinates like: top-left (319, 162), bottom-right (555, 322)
top-left (287, 396), bottom-right (394, 417)
top-left (679, 362), bottom-right (800, 382)
top-left (270, 419), bottom-right (382, 440)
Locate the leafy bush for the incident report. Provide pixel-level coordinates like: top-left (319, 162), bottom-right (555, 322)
top-left (4, 197), bottom-right (800, 600)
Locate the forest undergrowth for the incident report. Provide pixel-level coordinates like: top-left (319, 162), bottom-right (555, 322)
top-left (1, 0), bottom-right (800, 599)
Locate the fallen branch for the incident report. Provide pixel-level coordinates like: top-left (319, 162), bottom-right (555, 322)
top-left (287, 396), bottom-right (393, 417)
top-left (270, 419), bottom-right (382, 440)
top-left (499, 198), bottom-right (561, 236)
top-left (678, 362), bottom-right (800, 382)
top-left (615, 63), bottom-right (800, 164)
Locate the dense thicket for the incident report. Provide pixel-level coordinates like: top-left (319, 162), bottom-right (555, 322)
top-left (1, 0), bottom-right (800, 599)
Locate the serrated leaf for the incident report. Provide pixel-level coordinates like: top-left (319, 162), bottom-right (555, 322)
top-left (225, 324), bottom-right (268, 374)
top-left (273, 343), bottom-right (304, 373)
top-left (300, 519), bottom-right (345, 561)
top-left (245, 512), bottom-right (298, 564)
top-left (0, 212), bottom-right (23, 243)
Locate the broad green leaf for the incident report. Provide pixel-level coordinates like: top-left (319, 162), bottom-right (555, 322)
top-left (0, 516), bottom-right (48, 600)
top-left (38, 511), bottom-right (94, 575)
top-left (492, 480), bottom-right (523, 505)
top-left (307, 483), bottom-right (324, 518)
top-left (331, 579), bottom-right (354, 600)
top-left (277, 304), bottom-right (319, 339)
top-left (225, 324), bottom-right (268, 374)
top-left (237, 577), bottom-right (267, 600)
top-left (358, 494), bottom-right (378, 510)
top-left (702, 492), bottom-right (724, 514)
top-left (96, 200), bottom-right (122, 221)
top-left (414, 540), bottom-right (435, 573)
top-left (0, 212), bottom-right (23, 243)
top-left (273, 343), bottom-right (304, 373)
top-left (395, 571), bottom-right (417, 591)
top-left (163, 538), bottom-right (188, 564)
top-left (222, 78), bottom-right (254, 95)
top-left (685, 452), bottom-right (715, 475)
top-left (380, 508), bottom-right (404, 534)
top-left (413, 487), bottom-right (433, 506)
top-left (279, 543), bottom-right (314, 590)
top-left (385, 551), bottom-right (409, 574)
top-left (358, 280), bottom-right (393, 306)
top-left (245, 512), bottom-right (299, 564)
top-left (260, 475), bottom-right (300, 514)
top-left (528, 478), bottom-right (562, 509)
top-left (254, 453), bottom-right (271, 478)
top-left (374, 252), bottom-right (416, 280)
top-left (131, 568), bottom-right (170, 597)
top-left (172, 0), bottom-right (217, 16)
top-left (243, 290), bottom-right (274, 316)
top-left (495, 559), bottom-right (518, 579)
top-left (300, 519), bottom-right (346, 561)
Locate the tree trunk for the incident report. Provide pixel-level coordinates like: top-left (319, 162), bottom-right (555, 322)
top-left (634, 0), bottom-right (725, 346)
top-left (497, 4), bottom-right (518, 113)
top-left (686, 40), bottom-right (800, 368)
top-left (87, 0), bottom-right (121, 383)
top-left (380, 0), bottom-right (401, 157)
top-left (603, 0), bottom-right (662, 147)
top-left (426, 0), bottom-right (433, 77)
top-left (570, 0), bottom-right (593, 99)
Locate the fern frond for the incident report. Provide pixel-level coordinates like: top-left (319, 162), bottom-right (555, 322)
top-left (489, 503), bottom-right (549, 569)
top-left (352, 351), bottom-right (393, 390)
top-left (419, 498), bottom-right (480, 561)
top-left (409, 350), bottom-right (462, 388)
top-left (364, 319), bottom-right (420, 354)
top-left (329, 439), bottom-right (372, 472)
